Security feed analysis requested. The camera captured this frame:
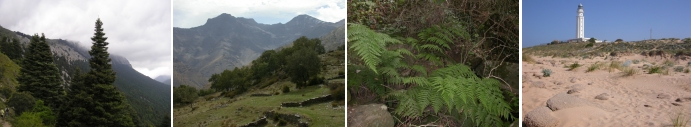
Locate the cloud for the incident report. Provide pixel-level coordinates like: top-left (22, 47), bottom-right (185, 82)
top-left (0, 0), bottom-right (172, 79)
top-left (173, 0), bottom-right (345, 28)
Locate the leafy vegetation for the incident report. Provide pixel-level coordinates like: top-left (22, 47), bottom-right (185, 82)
top-left (347, 0), bottom-right (518, 126)
top-left (173, 85), bottom-right (198, 106)
top-left (542, 69), bottom-right (552, 77)
top-left (647, 65), bottom-right (664, 74)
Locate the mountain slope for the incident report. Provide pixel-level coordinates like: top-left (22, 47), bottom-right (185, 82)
top-left (5, 26), bottom-right (170, 126)
top-left (174, 13), bottom-right (343, 88)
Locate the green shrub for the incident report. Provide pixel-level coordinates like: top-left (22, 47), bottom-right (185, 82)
top-left (567, 62), bottom-right (582, 71)
top-left (685, 68), bottom-right (690, 73)
top-left (282, 85), bottom-right (290, 93)
top-left (0, 86), bottom-right (13, 99)
top-left (13, 111), bottom-right (46, 127)
top-left (8, 92), bottom-right (36, 115)
top-left (198, 89), bottom-right (216, 96)
top-left (330, 85), bottom-right (345, 100)
top-left (307, 76), bottom-right (325, 86)
top-left (648, 66), bottom-right (663, 74)
top-left (542, 69), bottom-right (552, 77)
top-left (173, 85), bottom-right (198, 104)
top-left (674, 66), bottom-right (685, 72)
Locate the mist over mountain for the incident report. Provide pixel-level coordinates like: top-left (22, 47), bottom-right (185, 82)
top-left (6, 28), bottom-right (171, 126)
top-left (154, 75), bottom-right (172, 85)
top-left (173, 13), bottom-right (344, 88)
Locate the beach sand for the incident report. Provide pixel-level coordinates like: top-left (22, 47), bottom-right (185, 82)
top-left (522, 54), bottom-right (691, 126)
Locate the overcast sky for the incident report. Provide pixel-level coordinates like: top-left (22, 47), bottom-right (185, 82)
top-left (173, 0), bottom-right (346, 28)
top-left (0, 0), bottom-right (172, 80)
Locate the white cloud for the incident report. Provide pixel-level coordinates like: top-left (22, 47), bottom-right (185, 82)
top-left (173, 0), bottom-right (345, 28)
top-left (0, 0), bottom-right (172, 79)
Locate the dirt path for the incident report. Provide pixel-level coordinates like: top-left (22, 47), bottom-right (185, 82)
top-left (0, 119), bottom-right (10, 127)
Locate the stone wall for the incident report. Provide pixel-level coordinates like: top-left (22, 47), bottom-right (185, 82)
top-left (281, 102), bottom-right (301, 107)
top-left (264, 111), bottom-right (309, 127)
top-left (280, 95), bottom-right (333, 107)
top-left (301, 95), bottom-right (332, 107)
top-left (239, 116), bottom-right (268, 127)
top-left (250, 93), bottom-right (273, 97)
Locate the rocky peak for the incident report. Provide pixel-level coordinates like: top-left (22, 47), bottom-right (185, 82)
top-left (286, 14), bottom-right (324, 25)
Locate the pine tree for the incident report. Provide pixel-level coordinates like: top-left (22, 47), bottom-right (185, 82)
top-left (17, 33), bottom-right (64, 109)
top-left (57, 18), bottom-right (135, 127)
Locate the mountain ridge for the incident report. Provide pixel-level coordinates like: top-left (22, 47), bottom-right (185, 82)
top-left (174, 13), bottom-right (344, 88)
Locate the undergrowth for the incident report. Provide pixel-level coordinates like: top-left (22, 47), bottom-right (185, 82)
top-left (348, 23), bottom-right (516, 126)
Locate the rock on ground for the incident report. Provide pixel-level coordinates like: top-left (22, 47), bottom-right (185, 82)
top-left (567, 84), bottom-right (585, 94)
top-left (524, 107), bottom-right (559, 127)
top-left (347, 104), bottom-right (395, 127)
top-left (656, 93), bottom-right (670, 99)
top-left (532, 81), bottom-right (546, 88)
top-left (595, 93), bottom-right (610, 100)
top-left (546, 93), bottom-right (590, 111)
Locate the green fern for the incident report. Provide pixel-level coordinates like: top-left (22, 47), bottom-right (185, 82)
top-left (393, 64), bottom-right (513, 127)
top-left (348, 23), bottom-right (402, 74)
top-left (349, 24), bottom-right (514, 126)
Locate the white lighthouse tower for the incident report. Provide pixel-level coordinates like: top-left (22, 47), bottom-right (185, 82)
top-left (576, 3), bottom-right (585, 39)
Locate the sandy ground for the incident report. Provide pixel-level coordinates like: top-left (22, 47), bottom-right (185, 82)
top-left (522, 54), bottom-right (691, 126)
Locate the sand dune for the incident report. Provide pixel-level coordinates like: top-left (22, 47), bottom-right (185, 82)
top-left (523, 54), bottom-right (691, 126)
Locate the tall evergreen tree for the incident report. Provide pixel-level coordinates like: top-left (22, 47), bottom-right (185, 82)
top-left (17, 33), bottom-right (64, 109)
top-left (57, 18), bottom-right (135, 127)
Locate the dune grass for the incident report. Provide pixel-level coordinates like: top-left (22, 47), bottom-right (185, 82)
top-left (586, 62), bottom-right (604, 73)
top-left (670, 112), bottom-right (689, 127)
top-left (608, 61), bottom-right (623, 72)
top-left (523, 53), bottom-right (536, 64)
top-left (566, 62), bottom-right (582, 71)
top-left (663, 59), bottom-right (675, 67)
top-left (621, 67), bottom-right (639, 77)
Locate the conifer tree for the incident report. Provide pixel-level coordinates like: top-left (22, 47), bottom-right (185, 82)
top-left (17, 33), bottom-right (64, 109)
top-left (57, 18), bottom-right (135, 127)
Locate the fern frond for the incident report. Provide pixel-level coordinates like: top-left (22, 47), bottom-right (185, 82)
top-left (393, 64), bottom-right (514, 127)
top-left (403, 76), bottom-right (430, 86)
top-left (410, 65), bottom-right (428, 76)
top-left (348, 23), bottom-right (401, 74)
top-left (419, 44), bottom-right (443, 54)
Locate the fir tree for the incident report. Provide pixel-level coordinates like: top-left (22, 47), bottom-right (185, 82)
top-left (17, 33), bottom-right (64, 109)
top-left (57, 18), bottom-right (135, 127)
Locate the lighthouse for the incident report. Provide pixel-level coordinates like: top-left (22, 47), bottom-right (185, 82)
top-left (576, 3), bottom-right (584, 39)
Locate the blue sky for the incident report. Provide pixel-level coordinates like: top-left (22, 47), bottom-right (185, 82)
top-left (523, 1), bottom-right (691, 47)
